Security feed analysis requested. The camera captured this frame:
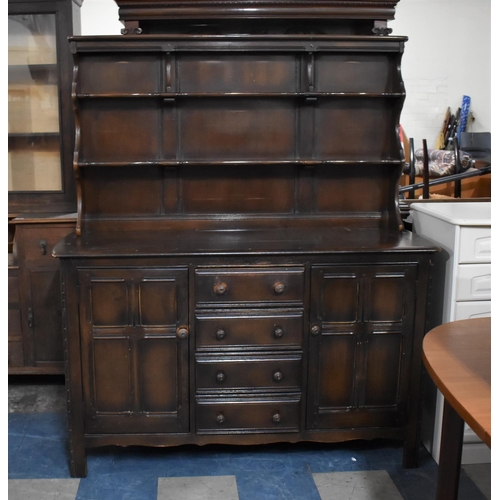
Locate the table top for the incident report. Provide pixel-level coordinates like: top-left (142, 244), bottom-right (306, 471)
top-left (422, 318), bottom-right (491, 447)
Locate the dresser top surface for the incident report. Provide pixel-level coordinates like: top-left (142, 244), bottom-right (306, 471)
top-left (53, 227), bottom-right (438, 258)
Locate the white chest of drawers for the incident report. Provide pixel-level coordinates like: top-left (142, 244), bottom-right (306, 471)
top-left (410, 201), bottom-right (491, 464)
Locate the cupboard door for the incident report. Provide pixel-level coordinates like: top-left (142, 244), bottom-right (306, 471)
top-left (27, 269), bottom-right (64, 366)
top-left (78, 268), bottom-right (189, 434)
top-left (307, 264), bottom-right (416, 430)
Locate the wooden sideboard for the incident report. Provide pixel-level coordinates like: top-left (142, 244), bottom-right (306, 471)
top-left (53, 0), bottom-right (438, 478)
top-left (9, 215), bottom-right (75, 373)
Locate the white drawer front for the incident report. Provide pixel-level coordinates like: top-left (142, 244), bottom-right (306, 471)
top-left (459, 227), bottom-right (491, 263)
top-left (455, 264), bottom-right (491, 301)
top-left (454, 301), bottom-right (491, 321)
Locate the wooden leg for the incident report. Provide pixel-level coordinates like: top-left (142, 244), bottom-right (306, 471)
top-left (69, 441), bottom-right (87, 478)
top-left (436, 399), bottom-right (464, 500)
top-left (62, 264), bottom-right (87, 478)
top-left (402, 434), bottom-right (419, 469)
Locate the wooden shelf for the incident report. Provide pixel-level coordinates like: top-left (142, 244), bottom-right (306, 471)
top-left (76, 159), bottom-right (404, 167)
top-left (75, 92), bottom-right (405, 99)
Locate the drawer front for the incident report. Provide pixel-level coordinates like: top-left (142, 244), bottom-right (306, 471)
top-left (196, 356), bottom-right (302, 391)
top-left (455, 264), bottom-right (491, 301)
top-left (195, 309), bottom-right (304, 349)
top-left (22, 226), bottom-right (74, 267)
top-left (459, 227), bottom-right (491, 263)
top-left (195, 267), bottom-right (305, 306)
top-left (454, 301), bottom-right (491, 321)
top-left (196, 399), bottom-right (300, 433)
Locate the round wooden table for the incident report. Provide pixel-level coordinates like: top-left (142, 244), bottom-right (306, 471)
top-left (422, 317), bottom-right (491, 500)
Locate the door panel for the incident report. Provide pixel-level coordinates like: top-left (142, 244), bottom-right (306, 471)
top-left (138, 279), bottom-right (178, 327)
top-left (79, 268), bottom-right (189, 434)
top-left (307, 264), bottom-right (416, 429)
top-left (90, 279), bottom-right (129, 327)
top-left (316, 331), bottom-right (357, 408)
top-left (93, 337), bottom-right (131, 413)
top-left (364, 332), bottom-right (403, 407)
top-left (29, 269), bottom-right (64, 364)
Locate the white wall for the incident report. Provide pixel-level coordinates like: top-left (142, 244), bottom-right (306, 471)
top-left (80, 0), bottom-right (492, 147)
top-left (81, 0), bottom-right (122, 35)
top-left (390, 0), bottom-right (491, 146)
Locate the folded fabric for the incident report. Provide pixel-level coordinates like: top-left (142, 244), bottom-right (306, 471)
top-left (403, 149), bottom-right (474, 177)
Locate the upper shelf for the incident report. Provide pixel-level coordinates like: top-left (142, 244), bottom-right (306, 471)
top-left (72, 42), bottom-right (405, 96)
top-left (75, 92), bottom-right (405, 99)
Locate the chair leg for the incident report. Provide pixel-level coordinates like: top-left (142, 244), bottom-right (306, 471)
top-left (409, 138), bottom-right (415, 199)
top-left (453, 137), bottom-right (461, 198)
top-left (422, 139), bottom-right (430, 199)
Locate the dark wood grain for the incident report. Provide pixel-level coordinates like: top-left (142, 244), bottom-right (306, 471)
top-left (10, 219), bottom-right (75, 374)
top-left (55, 7), bottom-right (438, 479)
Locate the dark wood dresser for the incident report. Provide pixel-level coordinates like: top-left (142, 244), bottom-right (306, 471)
top-left (53, 0), bottom-right (439, 478)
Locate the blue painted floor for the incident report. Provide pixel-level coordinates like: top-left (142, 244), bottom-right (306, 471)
top-left (8, 378), bottom-right (490, 500)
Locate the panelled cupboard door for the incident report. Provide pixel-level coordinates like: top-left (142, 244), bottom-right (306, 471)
top-left (307, 264), bottom-right (417, 430)
top-left (27, 269), bottom-right (64, 366)
top-left (78, 268), bottom-right (189, 434)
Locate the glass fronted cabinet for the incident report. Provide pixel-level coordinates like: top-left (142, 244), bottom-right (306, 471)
top-left (8, 0), bottom-right (81, 214)
top-left (8, 0), bottom-right (81, 375)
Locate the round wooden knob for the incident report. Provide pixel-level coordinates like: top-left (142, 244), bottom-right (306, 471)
top-left (273, 371), bottom-right (283, 382)
top-left (272, 412), bottom-right (281, 423)
top-left (216, 413), bottom-right (225, 424)
top-left (215, 329), bottom-right (226, 340)
top-left (310, 325), bottom-right (321, 336)
top-left (274, 282), bottom-right (286, 294)
top-left (176, 326), bottom-right (188, 339)
top-left (274, 327), bottom-right (284, 338)
top-left (216, 371), bottom-right (226, 383)
top-left (214, 282), bottom-right (228, 295)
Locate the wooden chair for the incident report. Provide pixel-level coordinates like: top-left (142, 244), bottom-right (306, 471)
top-left (399, 137), bottom-right (491, 200)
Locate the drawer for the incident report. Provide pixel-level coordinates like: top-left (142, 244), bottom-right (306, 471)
top-left (195, 267), bottom-right (305, 306)
top-left (196, 398), bottom-right (300, 433)
top-left (195, 309), bottom-right (304, 349)
top-left (455, 264), bottom-right (491, 301)
top-left (21, 226), bottom-right (74, 267)
top-left (454, 301), bottom-right (491, 321)
top-left (196, 355), bottom-right (302, 391)
top-left (459, 227), bottom-right (491, 263)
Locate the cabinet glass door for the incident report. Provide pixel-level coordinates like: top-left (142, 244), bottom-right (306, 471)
top-left (8, 14), bottom-right (62, 192)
